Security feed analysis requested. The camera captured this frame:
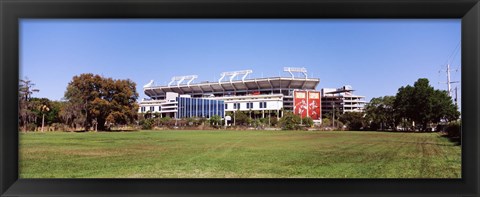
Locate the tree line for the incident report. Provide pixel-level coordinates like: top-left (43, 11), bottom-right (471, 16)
top-left (321, 78), bottom-right (460, 133)
top-left (19, 75), bottom-right (459, 133)
top-left (19, 74), bottom-right (139, 132)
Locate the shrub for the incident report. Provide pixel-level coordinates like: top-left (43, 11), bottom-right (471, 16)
top-left (445, 121), bottom-right (461, 138)
top-left (339, 112), bottom-right (365, 131)
top-left (270, 116), bottom-right (278, 127)
top-left (322, 118), bottom-right (331, 127)
top-left (26, 123), bottom-right (37, 132)
top-left (157, 116), bottom-right (171, 126)
top-left (279, 112), bottom-right (301, 130)
top-left (140, 118), bottom-right (154, 130)
top-left (209, 115), bottom-right (222, 126)
top-left (234, 111), bottom-right (251, 126)
top-left (302, 117), bottom-right (314, 127)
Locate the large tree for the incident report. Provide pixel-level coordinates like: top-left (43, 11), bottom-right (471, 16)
top-left (64, 74), bottom-right (139, 131)
top-left (365, 96), bottom-right (397, 131)
top-left (19, 78), bottom-right (39, 131)
top-left (394, 78), bottom-right (459, 131)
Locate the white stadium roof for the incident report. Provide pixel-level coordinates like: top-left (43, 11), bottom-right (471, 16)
top-left (144, 77), bottom-right (320, 97)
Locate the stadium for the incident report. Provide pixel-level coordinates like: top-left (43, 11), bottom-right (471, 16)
top-left (138, 67), bottom-right (366, 125)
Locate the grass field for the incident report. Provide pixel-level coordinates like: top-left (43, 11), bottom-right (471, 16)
top-left (19, 130), bottom-right (461, 178)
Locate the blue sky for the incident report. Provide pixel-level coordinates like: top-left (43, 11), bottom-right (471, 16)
top-left (20, 19), bottom-right (461, 105)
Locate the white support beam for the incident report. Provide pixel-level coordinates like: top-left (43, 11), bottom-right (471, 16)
top-left (187, 77), bottom-right (196, 87)
top-left (198, 84), bottom-right (205, 93)
top-left (287, 79), bottom-right (293, 89)
top-left (301, 80), bottom-right (308, 90)
top-left (268, 79), bottom-right (274, 94)
top-left (283, 67), bottom-right (308, 79)
top-left (143, 80), bottom-right (155, 88)
top-left (219, 70), bottom-right (253, 83)
top-left (254, 79), bottom-right (261, 90)
top-left (169, 75), bottom-right (198, 87)
top-left (177, 76), bottom-right (186, 87)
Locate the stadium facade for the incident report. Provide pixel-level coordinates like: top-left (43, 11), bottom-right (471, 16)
top-left (138, 67), bottom-right (365, 123)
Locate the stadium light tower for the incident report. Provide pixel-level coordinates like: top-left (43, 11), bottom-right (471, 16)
top-left (143, 80), bottom-right (155, 88)
top-left (219, 70), bottom-right (253, 83)
top-left (168, 75), bottom-right (198, 87)
top-left (283, 67), bottom-right (308, 79)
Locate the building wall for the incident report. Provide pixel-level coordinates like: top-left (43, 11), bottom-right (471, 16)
top-left (215, 94), bottom-right (284, 112)
top-left (176, 97), bottom-right (224, 119)
top-left (138, 92), bottom-right (225, 119)
top-left (321, 87), bottom-right (366, 116)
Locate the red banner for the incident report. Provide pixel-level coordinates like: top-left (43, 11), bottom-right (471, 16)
top-left (294, 91), bottom-right (321, 120)
top-left (308, 91), bottom-right (321, 120)
top-left (294, 91), bottom-right (308, 118)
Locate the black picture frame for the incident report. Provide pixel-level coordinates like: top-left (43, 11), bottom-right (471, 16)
top-left (1, 0), bottom-right (479, 196)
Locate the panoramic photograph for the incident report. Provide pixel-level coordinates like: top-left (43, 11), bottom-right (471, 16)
top-left (19, 19), bottom-right (461, 178)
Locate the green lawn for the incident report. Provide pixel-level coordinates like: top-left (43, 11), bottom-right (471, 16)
top-left (19, 130), bottom-right (461, 178)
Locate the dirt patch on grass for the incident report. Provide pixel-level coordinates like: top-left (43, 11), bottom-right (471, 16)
top-left (61, 149), bottom-right (123, 157)
top-left (270, 133), bottom-right (338, 141)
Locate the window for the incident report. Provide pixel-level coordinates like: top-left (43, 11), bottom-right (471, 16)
top-left (225, 104), bottom-right (228, 109)
top-left (150, 106), bottom-right (154, 111)
top-left (235, 103), bottom-right (240, 109)
top-left (260, 102), bottom-right (267, 108)
top-left (141, 107), bottom-right (145, 112)
top-left (246, 102), bottom-right (253, 109)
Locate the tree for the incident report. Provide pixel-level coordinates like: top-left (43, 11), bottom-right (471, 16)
top-left (19, 78), bottom-right (40, 131)
top-left (19, 78), bottom-right (39, 101)
top-left (365, 96), bottom-right (397, 131)
top-left (64, 74), bottom-right (139, 131)
top-left (394, 78), bottom-right (460, 131)
top-left (430, 89), bottom-right (460, 123)
top-left (209, 115), bottom-right (222, 126)
top-left (339, 112), bottom-right (365, 131)
top-left (59, 100), bottom-right (85, 131)
top-left (234, 111), bottom-right (251, 126)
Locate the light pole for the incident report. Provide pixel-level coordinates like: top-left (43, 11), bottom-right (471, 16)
top-left (332, 101), bottom-right (335, 128)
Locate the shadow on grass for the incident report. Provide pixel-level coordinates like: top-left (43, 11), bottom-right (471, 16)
top-left (443, 135), bottom-right (461, 146)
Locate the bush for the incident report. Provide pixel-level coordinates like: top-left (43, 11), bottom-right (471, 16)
top-left (322, 118), bottom-right (331, 127)
top-left (140, 118), bottom-right (154, 130)
top-left (445, 121), bottom-right (461, 138)
top-left (339, 112), bottom-right (365, 131)
top-left (234, 111), bottom-right (251, 126)
top-left (157, 116), bottom-right (171, 126)
top-left (270, 116), bottom-right (278, 127)
top-left (209, 115), bottom-right (222, 126)
top-left (279, 112), bottom-right (302, 130)
top-left (51, 123), bottom-right (70, 131)
top-left (302, 117), bottom-right (314, 127)
top-left (26, 123), bottom-right (37, 132)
